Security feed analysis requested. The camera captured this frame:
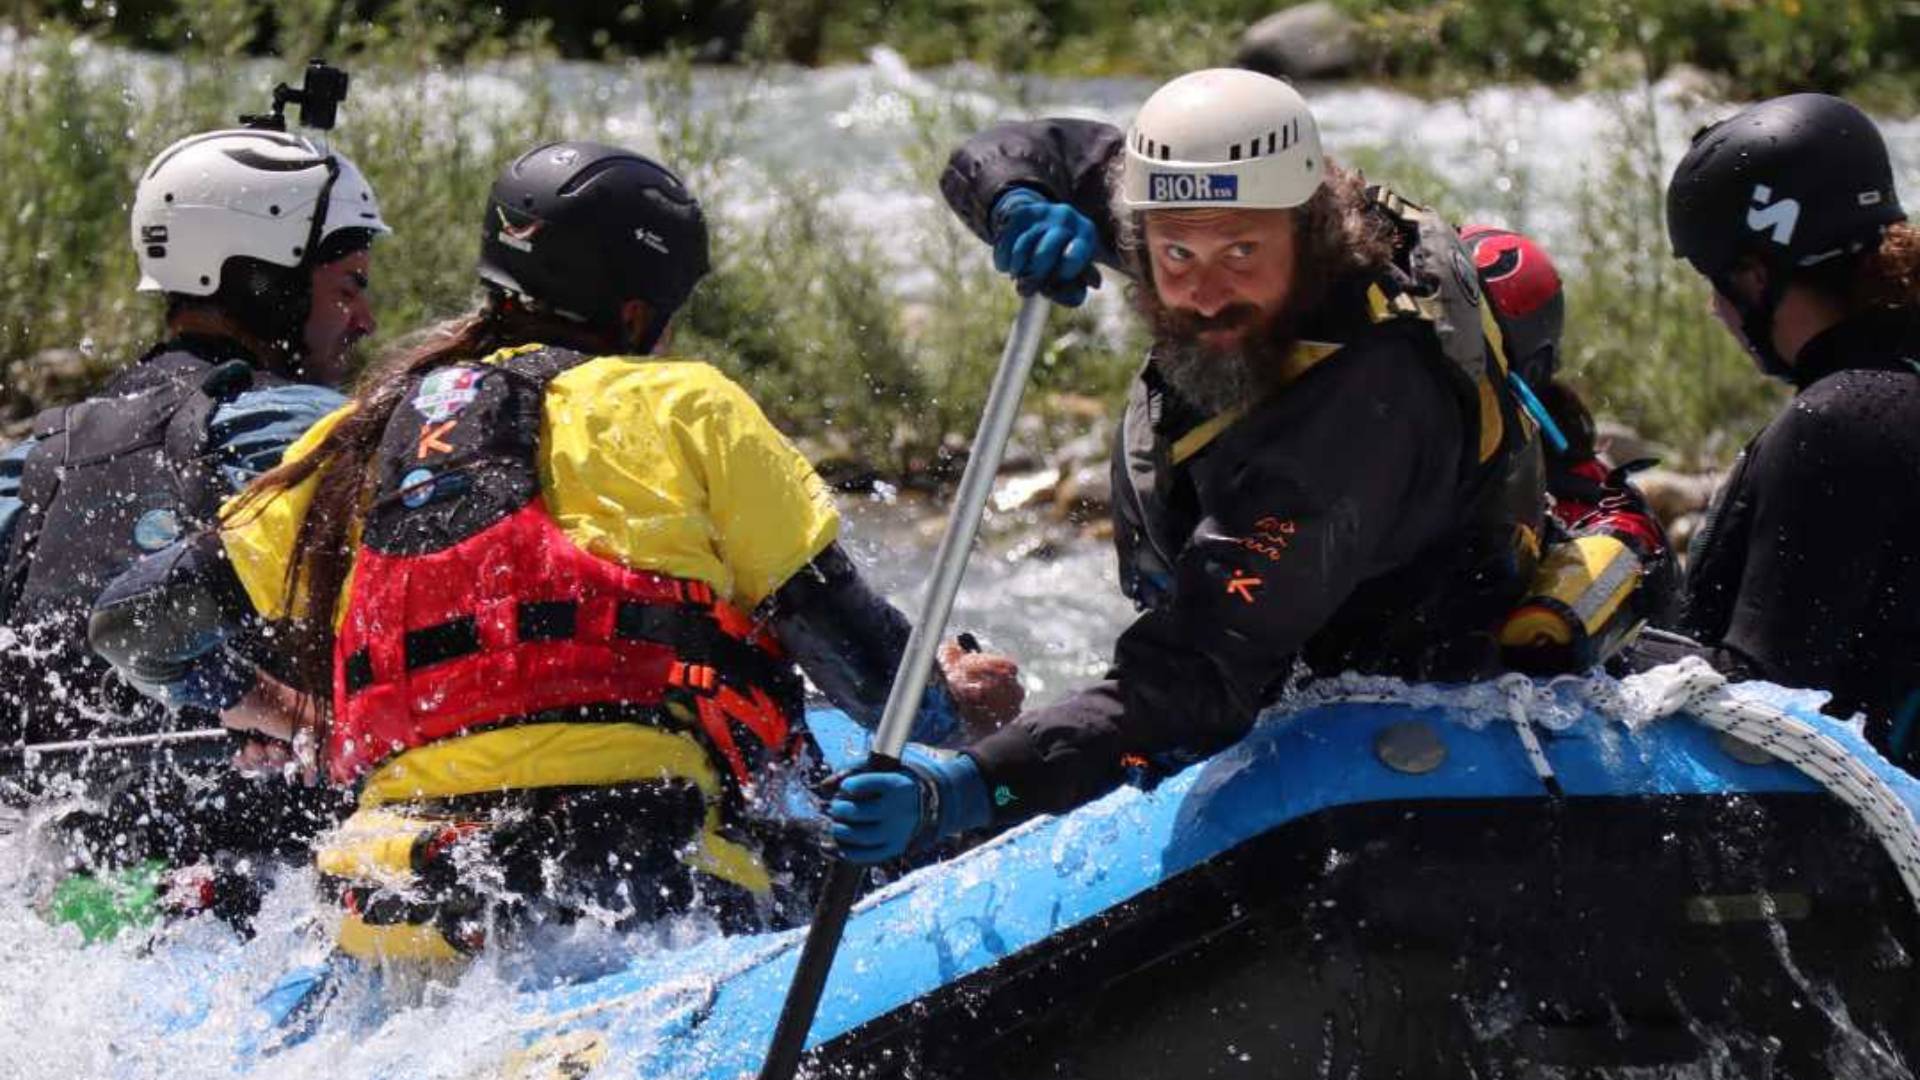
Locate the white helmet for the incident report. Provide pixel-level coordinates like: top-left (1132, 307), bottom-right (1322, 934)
top-left (130, 128), bottom-right (390, 296)
top-left (1120, 68), bottom-right (1324, 212)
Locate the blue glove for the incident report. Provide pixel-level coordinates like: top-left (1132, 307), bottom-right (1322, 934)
top-left (990, 188), bottom-right (1104, 308)
top-left (827, 746), bottom-right (992, 864)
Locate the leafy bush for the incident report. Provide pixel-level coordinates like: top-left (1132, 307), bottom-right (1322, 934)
top-left (0, 28), bottom-right (1126, 481)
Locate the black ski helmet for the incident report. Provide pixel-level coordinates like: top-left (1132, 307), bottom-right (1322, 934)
top-left (1666, 94), bottom-right (1905, 281)
top-left (477, 141), bottom-right (710, 352)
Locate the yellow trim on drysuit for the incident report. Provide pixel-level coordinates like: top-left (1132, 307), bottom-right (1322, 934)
top-left (319, 724), bottom-right (776, 962)
top-left (356, 722), bottom-right (774, 896)
top-left (1168, 340), bottom-right (1345, 466)
top-left (336, 915), bottom-right (466, 964)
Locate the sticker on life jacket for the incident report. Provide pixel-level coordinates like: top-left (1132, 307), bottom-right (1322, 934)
top-left (412, 367), bottom-right (484, 423)
top-left (399, 468), bottom-right (437, 509)
top-left (132, 507), bottom-right (183, 552)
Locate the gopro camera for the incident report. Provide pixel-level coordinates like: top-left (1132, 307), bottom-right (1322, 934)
top-left (241, 59), bottom-right (351, 132)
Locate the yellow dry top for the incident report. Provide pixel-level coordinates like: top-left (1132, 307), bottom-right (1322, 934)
top-left (220, 349), bottom-right (840, 624)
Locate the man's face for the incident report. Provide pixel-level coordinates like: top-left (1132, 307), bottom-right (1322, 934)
top-left (1140, 207), bottom-right (1301, 413)
top-left (1145, 207), bottom-right (1298, 351)
top-left (300, 249), bottom-right (376, 387)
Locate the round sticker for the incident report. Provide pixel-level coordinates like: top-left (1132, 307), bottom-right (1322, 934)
top-left (399, 468), bottom-right (437, 509)
top-left (132, 507), bottom-right (183, 552)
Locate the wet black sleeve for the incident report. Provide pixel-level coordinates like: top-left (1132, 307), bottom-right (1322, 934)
top-left (965, 337), bottom-right (1467, 820)
top-left (763, 543), bottom-right (961, 743)
top-left (88, 529), bottom-right (257, 691)
top-left (938, 118), bottom-right (1127, 258)
top-left (1699, 396), bottom-right (1895, 707)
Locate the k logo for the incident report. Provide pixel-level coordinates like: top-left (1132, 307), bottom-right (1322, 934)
top-left (1747, 184), bottom-right (1801, 247)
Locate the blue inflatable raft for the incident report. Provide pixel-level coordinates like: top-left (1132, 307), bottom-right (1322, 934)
top-left (419, 667), bottom-right (1920, 1079)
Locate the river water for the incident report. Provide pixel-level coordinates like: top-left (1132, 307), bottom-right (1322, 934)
top-left (1, 43), bottom-right (1918, 1078)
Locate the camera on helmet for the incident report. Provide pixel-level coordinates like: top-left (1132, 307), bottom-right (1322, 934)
top-left (240, 59), bottom-right (351, 133)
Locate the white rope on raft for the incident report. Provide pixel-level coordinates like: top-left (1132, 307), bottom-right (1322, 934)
top-left (1294, 657), bottom-right (1920, 913)
top-left (1600, 657), bottom-right (1920, 914)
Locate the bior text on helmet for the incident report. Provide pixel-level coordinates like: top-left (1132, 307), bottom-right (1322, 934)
top-left (1665, 93), bottom-right (1906, 376)
top-left (1461, 224), bottom-right (1565, 387)
top-left (1120, 68), bottom-right (1324, 213)
top-left (477, 141), bottom-right (711, 354)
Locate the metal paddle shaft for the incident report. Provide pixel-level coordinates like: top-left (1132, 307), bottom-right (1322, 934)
top-left (757, 293), bottom-right (1051, 1080)
top-left (2, 726), bottom-right (230, 761)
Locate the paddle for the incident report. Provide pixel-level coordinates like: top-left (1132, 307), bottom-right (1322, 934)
top-left (756, 293), bottom-right (1051, 1080)
top-left (2, 726), bottom-right (231, 762)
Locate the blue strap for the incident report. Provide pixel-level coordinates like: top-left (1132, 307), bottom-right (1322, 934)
top-left (1506, 371), bottom-right (1569, 455)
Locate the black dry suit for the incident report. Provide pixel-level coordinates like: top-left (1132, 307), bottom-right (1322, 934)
top-left (0, 338), bottom-right (273, 747)
top-left (940, 120), bottom-right (1546, 821)
top-left (1680, 307), bottom-right (1920, 762)
top-left (0, 338), bottom-right (345, 900)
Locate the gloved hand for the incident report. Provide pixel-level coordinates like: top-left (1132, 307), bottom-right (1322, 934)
top-left (990, 187), bottom-right (1104, 307)
top-left (827, 746), bottom-right (992, 864)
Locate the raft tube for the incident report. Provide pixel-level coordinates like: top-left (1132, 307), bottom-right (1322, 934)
top-left (498, 684), bottom-right (1920, 1079)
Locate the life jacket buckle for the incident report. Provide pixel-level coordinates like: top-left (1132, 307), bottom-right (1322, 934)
top-left (668, 660), bottom-right (719, 694)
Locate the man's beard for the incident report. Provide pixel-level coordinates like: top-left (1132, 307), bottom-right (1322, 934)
top-left (1139, 294), bottom-right (1301, 416)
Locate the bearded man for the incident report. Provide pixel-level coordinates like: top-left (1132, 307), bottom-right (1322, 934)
top-left (825, 69), bottom-right (1547, 862)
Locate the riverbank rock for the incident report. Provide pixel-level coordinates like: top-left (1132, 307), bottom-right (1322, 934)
top-left (1632, 467), bottom-right (1719, 524)
top-left (1594, 420), bottom-right (1674, 469)
top-left (1236, 2), bottom-right (1363, 81)
top-left (1054, 462), bottom-right (1112, 522)
top-left (7, 347), bottom-right (97, 418)
top-left (993, 466), bottom-right (1061, 513)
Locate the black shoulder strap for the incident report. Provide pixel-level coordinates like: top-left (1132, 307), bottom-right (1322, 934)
top-left (162, 360), bottom-right (259, 525)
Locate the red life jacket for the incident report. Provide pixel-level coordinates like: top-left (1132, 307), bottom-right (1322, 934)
top-left (329, 347), bottom-right (804, 788)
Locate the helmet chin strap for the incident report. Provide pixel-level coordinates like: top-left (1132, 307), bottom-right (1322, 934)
top-left (1716, 265), bottom-right (1796, 382)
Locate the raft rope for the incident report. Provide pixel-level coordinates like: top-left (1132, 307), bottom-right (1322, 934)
top-left (1592, 657), bottom-right (1920, 914)
top-left (1299, 659), bottom-right (1920, 914)
top-left (1500, 674), bottom-right (1564, 797)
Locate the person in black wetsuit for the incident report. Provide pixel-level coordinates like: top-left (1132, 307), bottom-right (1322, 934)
top-left (1663, 93), bottom-right (1920, 763)
top-left (824, 68), bottom-right (1549, 861)
top-left (0, 113), bottom-right (393, 935)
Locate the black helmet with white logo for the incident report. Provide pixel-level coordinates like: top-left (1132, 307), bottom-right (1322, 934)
top-left (1666, 93), bottom-right (1905, 281)
top-left (477, 141), bottom-right (710, 352)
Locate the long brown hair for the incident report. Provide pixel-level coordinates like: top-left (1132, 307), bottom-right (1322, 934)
top-left (230, 295), bottom-right (614, 717)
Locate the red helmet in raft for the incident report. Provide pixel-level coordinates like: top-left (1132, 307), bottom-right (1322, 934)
top-left (1461, 224), bottom-right (1565, 387)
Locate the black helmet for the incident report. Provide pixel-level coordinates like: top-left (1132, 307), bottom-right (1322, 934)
top-left (478, 141), bottom-right (710, 351)
top-left (1666, 94), bottom-right (1905, 280)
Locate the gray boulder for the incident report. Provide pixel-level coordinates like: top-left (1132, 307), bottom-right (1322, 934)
top-left (1236, 2), bottom-right (1363, 81)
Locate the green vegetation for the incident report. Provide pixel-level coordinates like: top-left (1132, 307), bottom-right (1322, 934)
top-left (1340, 0), bottom-right (1917, 109)
top-left (0, 26), bottom-right (1126, 480)
top-left (7, 0), bottom-right (1914, 104)
top-left (0, 2), bottom-right (1834, 475)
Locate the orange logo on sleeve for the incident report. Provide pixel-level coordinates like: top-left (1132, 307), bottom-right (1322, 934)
top-left (1226, 573), bottom-right (1264, 604)
top-left (1232, 516), bottom-right (1298, 563)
